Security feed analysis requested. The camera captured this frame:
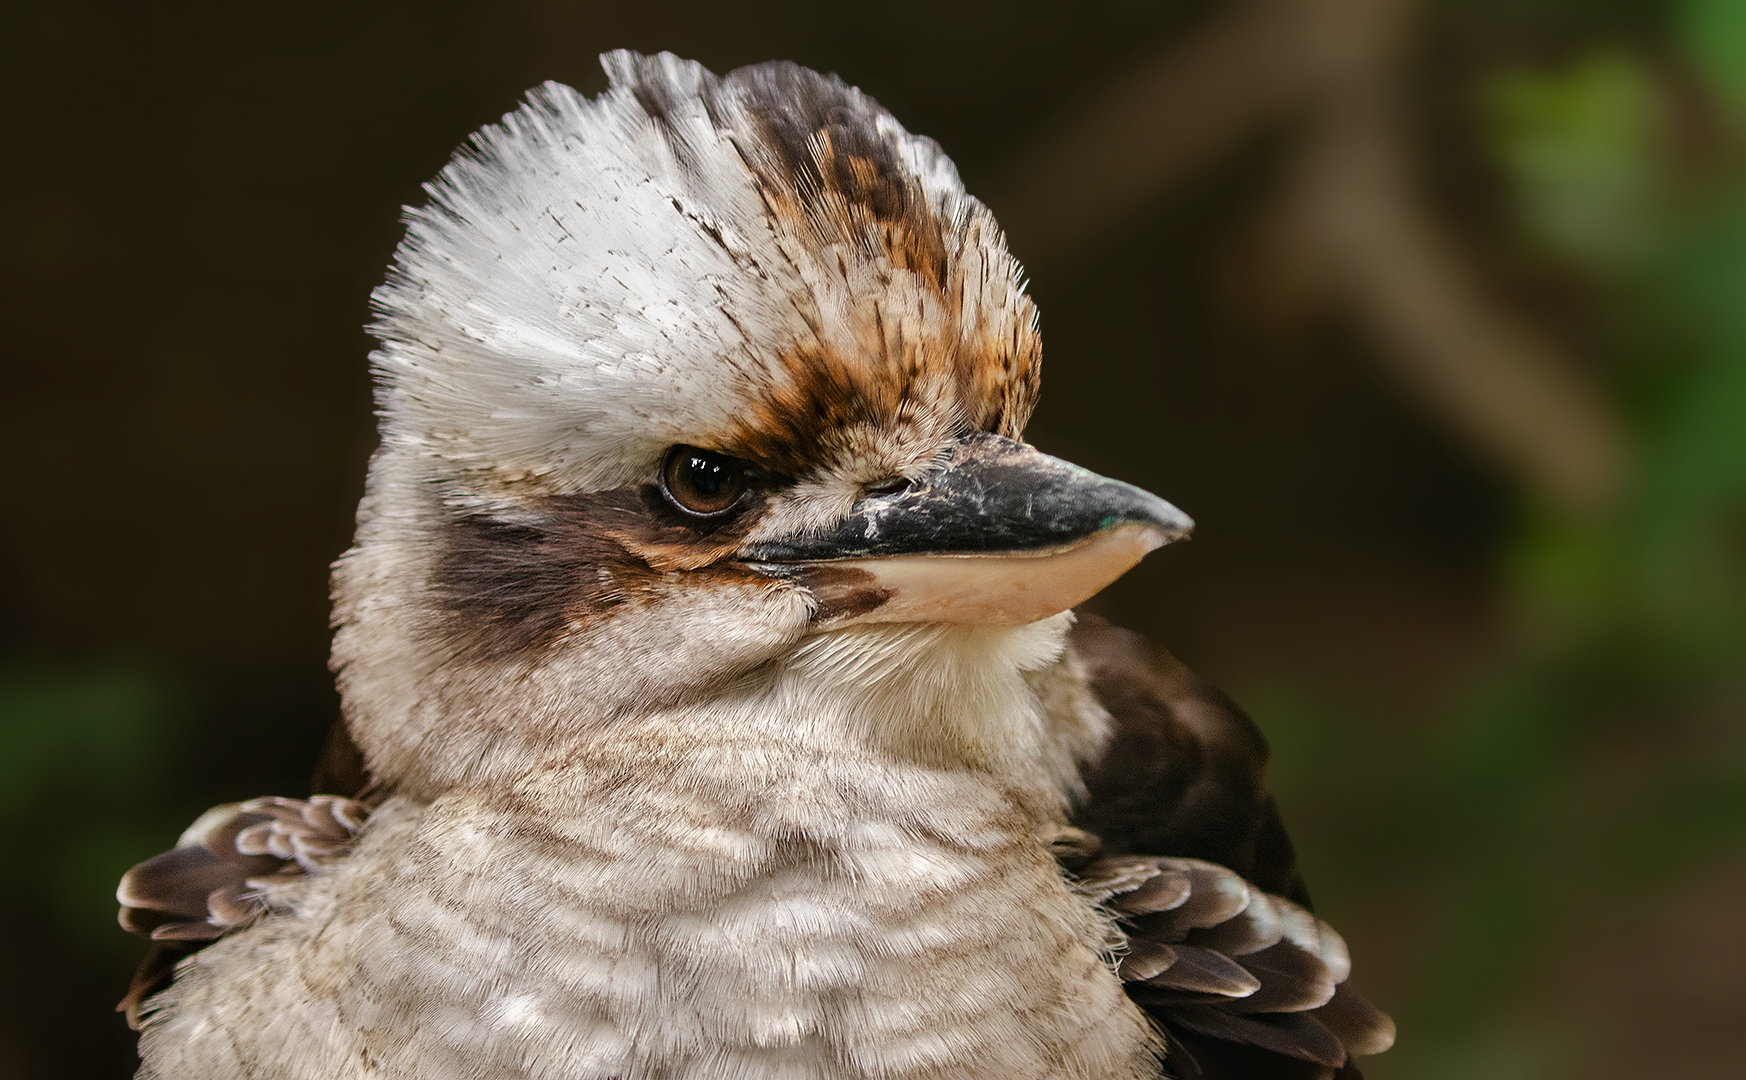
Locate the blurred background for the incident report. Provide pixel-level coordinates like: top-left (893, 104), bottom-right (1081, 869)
top-left (3, 0), bottom-right (1744, 1076)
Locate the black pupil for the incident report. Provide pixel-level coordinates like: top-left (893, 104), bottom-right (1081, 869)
top-left (666, 447), bottom-right (745, 516)
top-left (686, 454), bottom-right (731, 496)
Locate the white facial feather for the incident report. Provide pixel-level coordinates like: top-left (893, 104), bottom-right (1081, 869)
top-left (335, 52), bottom-right (1049, 796)
top-left (141, 52), bottom-right (1165, 1080)
top-left (370, 51), bottom-right (1026, 498)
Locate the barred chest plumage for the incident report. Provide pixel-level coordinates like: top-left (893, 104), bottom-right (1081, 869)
top-left (120, 52), bottom-right (1394, 1080)
top-left (136, 623), bottom-right (1160, 1080)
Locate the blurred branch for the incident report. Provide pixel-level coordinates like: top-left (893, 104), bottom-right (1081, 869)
top-left (990, 0), bottom-right (1627, 515)
top-left (1282, 100), bottom-right (1627, 513)
top-left (988, 0), bottom-right (1405, 256)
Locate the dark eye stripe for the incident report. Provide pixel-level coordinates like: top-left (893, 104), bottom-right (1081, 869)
top-left (433, 484), bottom-right (770, 659)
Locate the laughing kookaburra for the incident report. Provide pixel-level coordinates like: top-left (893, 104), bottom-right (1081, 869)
top-left (116, 52), bottom-right (1394, 1080)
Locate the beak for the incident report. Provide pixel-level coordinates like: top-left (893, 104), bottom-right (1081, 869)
top-left (743, 433), bottom-right (1192, 626)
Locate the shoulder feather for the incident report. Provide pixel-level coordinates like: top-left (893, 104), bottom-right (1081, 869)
top-left (1053, 614), bottom-right (1394, 1078)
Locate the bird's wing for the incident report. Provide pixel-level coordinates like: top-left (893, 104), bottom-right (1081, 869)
top-left (1060, 614), bottom-right (1394, 1079)
top-left (115, 622), bottom-right (1391, 1075)
top-left (114, 793), bottom-right (370, 1028)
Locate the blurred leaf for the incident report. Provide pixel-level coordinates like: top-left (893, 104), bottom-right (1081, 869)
top-left (0, 660), bottom-right (186, 954)
top-left (1482, 50), bottom-right (1664, 265)
top-left (0, 663), bottom-right (173, 818)
top-left (1679, 0), bottom-right (1746, 114)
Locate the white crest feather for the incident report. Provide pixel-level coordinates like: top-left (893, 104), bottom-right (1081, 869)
top-left (369, 51), bottom-right (1007, 497)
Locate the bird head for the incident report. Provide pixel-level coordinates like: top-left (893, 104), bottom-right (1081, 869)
top-left (331, 52), bottom-right (1192, 796)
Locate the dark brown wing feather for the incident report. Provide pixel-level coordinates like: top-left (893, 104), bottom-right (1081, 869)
top-left (310, 715), bottom-right (376, 802)
top-left (121, 639), bottom-right (1385, 1077)
top-left (115, 789), bottom-right (371, 1028)
top-left (117, 720), bottom-right (379, 1028)
top-left (1070, 614), bottom-right (1308, 904)
top-left (1066, 615), bottom-right (1393, 1078)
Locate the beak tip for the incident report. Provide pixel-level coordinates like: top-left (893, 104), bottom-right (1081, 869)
top-left (1122, 517), bottom-right (1189, 563)
top-left (1139, 525), bottom-right (1183, 555)
top-left (1132, 497), bottom-right (1193, 551)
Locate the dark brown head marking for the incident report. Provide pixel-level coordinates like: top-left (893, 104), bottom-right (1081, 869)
top-left (432, 485), bottom-right (772, 659)
top-left (616, 51), bottom-right (715, 176)
top-left (721, 62), bottom-right (950, 287)
top-left (604, 53), bottom-right (1040, 481)
top-left (716, 62), bottom-right (913, 222)
top-left (611, 55), bottom-right (952, 288)
top-left (793, 563), bottom-right (892, 621)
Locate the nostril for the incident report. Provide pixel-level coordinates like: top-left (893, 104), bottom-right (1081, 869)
top-left (863, 476), bottom-right (911, 498)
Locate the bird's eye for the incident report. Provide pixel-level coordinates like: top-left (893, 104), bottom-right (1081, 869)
top-left (661, 446), bottom-right (749, 518)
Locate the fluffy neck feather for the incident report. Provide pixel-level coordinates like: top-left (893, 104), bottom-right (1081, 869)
top-left (498, 615), bottom-right (1084, 823)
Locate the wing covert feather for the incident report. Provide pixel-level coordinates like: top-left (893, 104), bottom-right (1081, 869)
top-left (1069, 613), bottom-right (1309, 905)
top-left (1062, 614), bottom-right (1392, 1079)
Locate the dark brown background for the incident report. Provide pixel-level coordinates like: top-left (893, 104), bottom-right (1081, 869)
top-left (4, 1), bottom-right (1742, 1077)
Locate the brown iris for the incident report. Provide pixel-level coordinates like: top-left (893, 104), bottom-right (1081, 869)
top-left (661, 446), bottom-right (748, 518)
